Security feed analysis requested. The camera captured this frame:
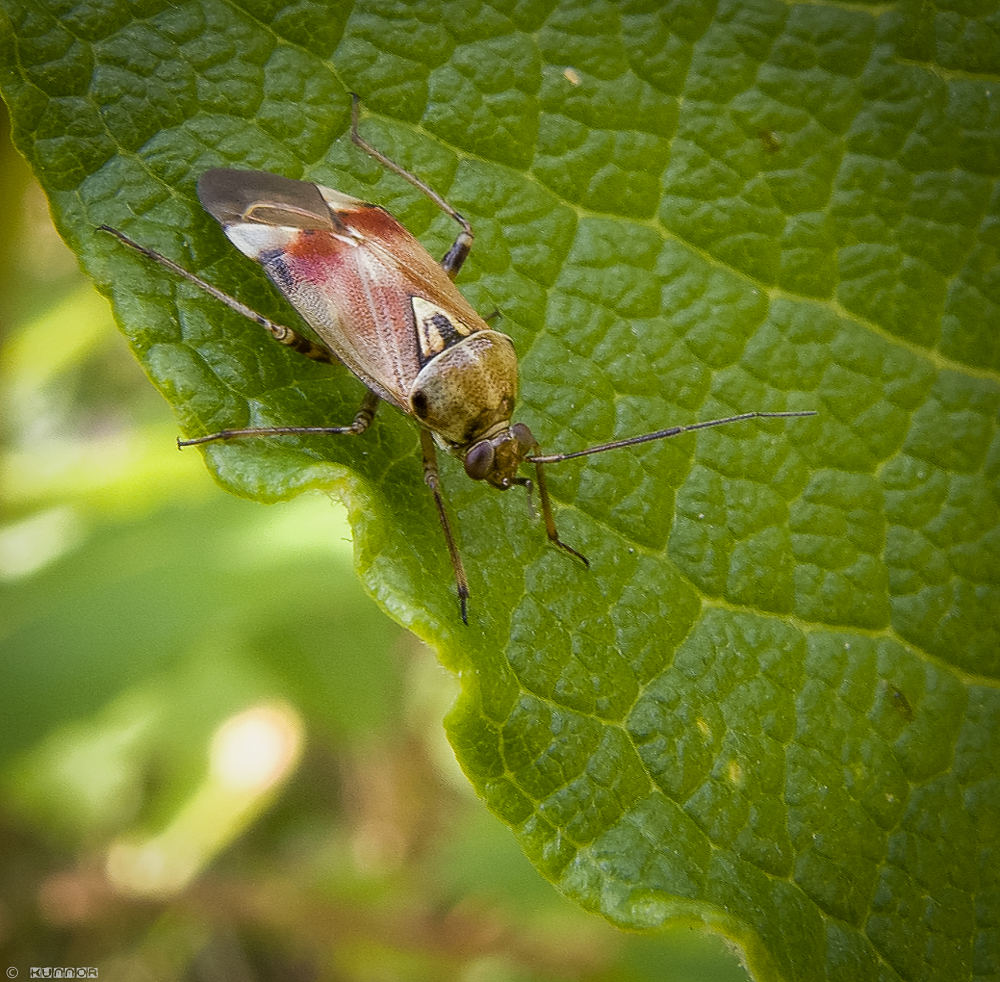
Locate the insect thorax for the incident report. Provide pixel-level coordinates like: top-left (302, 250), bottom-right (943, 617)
top-left (408, 330), bottom-right (519, 448)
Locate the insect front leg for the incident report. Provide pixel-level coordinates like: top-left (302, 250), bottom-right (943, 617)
top-left (531, 461), bottom-right (589, 567)
top-left (179, 390), bottom-right (380, 447)
top-left (349, 94), bottom-right (474, 280)
top-left (419, 428), bottom-right (470, 623)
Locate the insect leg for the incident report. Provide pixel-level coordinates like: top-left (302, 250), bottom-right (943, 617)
top-left (349, 94), bottom-right (474, 280)
top-left (531, 461), bottom-right (589, 567)
top-left (99, 226), bottom-right (335, 365)
top-left (178, 390), bottom-right (380, 447)
top-left (419, 428), bottom-right (470, 623)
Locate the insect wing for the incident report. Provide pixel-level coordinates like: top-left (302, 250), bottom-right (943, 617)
top-left (197, 169), bottom-right (490, 412)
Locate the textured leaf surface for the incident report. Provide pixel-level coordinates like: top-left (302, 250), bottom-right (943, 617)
top-left (2, 1), bottom-right (998, 980)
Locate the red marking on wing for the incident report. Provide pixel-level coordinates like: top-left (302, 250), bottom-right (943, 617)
top-left (283, 206), bottom-right (448, 298)
top-left (343, 204), bottom-right (411, 245)
top-left (264, 206), bottom-right (489, 409)
top-left (284, 229), bottom-right (348, 283)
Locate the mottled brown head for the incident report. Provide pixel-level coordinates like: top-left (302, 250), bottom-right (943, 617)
top-left (461, 422), bottom-right (539, 489)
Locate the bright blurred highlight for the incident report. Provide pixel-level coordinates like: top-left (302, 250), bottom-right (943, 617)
top-left (211, 702), bottom-right (304, 793)
top-left (0, 506), bottom-right (83, 580)
top-left (105, 702), bottom-right (304, 897)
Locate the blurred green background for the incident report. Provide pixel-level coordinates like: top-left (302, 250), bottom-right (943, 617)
top-left (0, 101), bottom-right (750, 981)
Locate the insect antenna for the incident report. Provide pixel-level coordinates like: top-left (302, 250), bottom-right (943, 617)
top-left (527, 410), bottom-right (817, 465)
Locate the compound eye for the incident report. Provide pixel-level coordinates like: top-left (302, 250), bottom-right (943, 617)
top-left (511, 422), bottom-right (536, 450)
top-left (464, 441), bottom-right (495, 481)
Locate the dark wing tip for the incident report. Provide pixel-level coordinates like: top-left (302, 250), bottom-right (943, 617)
top-left (197, 169), bottom-right (333, 230)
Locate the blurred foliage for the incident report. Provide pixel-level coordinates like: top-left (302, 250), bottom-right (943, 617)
top-left (0, 99), bottom-right (749, 982)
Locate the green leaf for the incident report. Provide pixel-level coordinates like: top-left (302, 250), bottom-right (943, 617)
top-left (2, 1), bottom-right (997, 980)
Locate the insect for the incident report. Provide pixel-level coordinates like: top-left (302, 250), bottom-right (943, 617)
top-left (101, 95), bottom-right (814, 622)
top-left (758, 129), bottom-right (782, 153)
top-left (883, 681), bottom-right (914, 721)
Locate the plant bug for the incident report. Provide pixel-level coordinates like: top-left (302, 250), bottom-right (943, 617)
top-left (101, 95), bottom-right (815, 623)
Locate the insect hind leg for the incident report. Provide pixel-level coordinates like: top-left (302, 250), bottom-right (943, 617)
top-left (349, 93), bottom-right (474, 281)
top-left (98, 225), bottom-right (337, 366)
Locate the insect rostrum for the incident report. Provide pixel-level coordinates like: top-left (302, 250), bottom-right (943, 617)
top-left (101, 95), bottom-right (814, 623)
